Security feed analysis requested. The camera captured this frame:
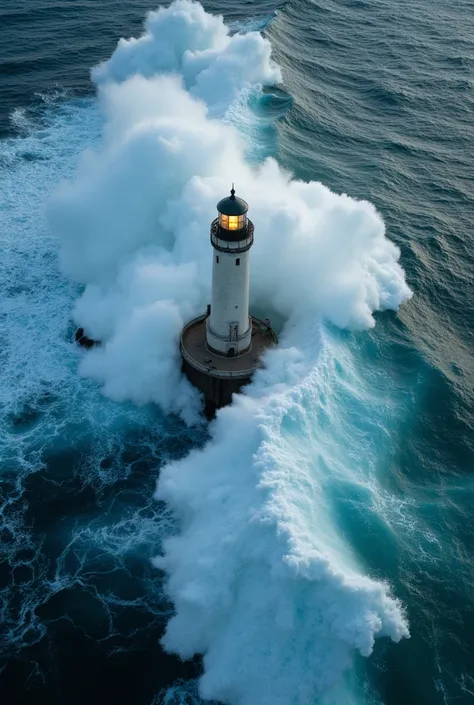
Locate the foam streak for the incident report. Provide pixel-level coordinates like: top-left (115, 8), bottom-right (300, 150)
top-left (48, 2), bottom-right (412, 701)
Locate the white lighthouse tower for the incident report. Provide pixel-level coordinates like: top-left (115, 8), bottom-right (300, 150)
top-left (180, 187), bottom-right (277, 416)
top-left (206, 187), bottom-right (253, 357)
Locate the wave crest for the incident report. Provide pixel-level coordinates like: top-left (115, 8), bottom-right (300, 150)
top-left (48, 2), bottom-right (412, 701)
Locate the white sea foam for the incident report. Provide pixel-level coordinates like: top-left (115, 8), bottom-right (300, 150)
top-left (45, 1), bottom-right (412, 702)
top-left (49, 0), bottom-right (410, 422)
top-left (155, 322), bottom-right (410, 705)
top-left (92, 0), bottom-right (281, 117)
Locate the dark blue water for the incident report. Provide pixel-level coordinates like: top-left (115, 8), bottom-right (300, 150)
top-left (1, 1), bottom-right (473, 704)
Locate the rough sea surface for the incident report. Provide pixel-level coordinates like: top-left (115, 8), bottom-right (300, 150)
top-left (0, 2), bottom-right (473, 705)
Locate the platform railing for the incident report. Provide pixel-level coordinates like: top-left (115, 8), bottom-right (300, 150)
top-left (180, 314), bottom-right (277, 379)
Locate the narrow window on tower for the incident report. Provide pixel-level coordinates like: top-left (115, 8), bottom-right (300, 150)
top-left (236, 258), bottom-right (240, 266)
top-left (216, 255), bottom-right (219, 263)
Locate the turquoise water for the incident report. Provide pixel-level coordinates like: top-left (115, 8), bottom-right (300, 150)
top-left (0, 2), bottom-right (473, 704)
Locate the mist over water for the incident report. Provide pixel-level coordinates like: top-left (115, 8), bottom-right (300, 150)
top-left (47, 6), bottom-right (410, 700)
top-left (0, 1), bottom-right (473, 705)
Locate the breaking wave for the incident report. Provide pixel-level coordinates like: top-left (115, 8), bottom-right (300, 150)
top-left (2, 1), bottom-right (413, 703)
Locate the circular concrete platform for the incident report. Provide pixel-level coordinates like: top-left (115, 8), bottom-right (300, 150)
top-left (180, 314), bottom-right (278, 412)
top-left (181, 314), bottom-right (277, 379)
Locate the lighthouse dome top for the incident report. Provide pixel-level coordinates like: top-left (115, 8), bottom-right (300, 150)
top-left (217, 188), bottom-right (248, 216)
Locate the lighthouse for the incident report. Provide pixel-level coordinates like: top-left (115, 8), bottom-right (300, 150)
top-left (180, 187), bottom-right (277, 417)
top-left (207, 187), bottom-right (253, 357)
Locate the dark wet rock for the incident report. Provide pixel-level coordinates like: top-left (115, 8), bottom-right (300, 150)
top-left (74, 328), bottom-right (99, 349)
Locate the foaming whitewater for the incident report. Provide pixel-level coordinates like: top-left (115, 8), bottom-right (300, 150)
top-left (0, 89), bottom-right (186, 683)
top-left (157, 324), bottom-right (410, 705)
top-left (46, 1), bottom-right (413, 702)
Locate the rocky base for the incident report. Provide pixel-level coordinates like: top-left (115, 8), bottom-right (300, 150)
top-left (74, 328), bottom-right (99, 349)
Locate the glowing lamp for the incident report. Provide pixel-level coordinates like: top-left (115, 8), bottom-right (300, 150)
top-left (216, 187), bottom-right (249, 234)
top-left (219, 213), bottom-right (247, 230)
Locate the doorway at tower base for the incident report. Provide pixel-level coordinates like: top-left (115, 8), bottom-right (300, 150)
top-left (180, 313), bottom-right (278, 416)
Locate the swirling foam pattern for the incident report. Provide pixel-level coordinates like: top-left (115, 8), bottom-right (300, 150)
top-left (1, 1), bottom-right (472, 705)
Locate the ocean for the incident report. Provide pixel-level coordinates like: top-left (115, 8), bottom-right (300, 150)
top-left (0, 1), bottom-right (473, 705)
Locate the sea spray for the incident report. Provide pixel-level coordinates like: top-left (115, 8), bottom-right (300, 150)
top-left (49, 0), bottom-right (411, 421)
top-left (155, 322), bottom-right (410, 705)
top-left (47, 1), bottom-right (413, 701)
